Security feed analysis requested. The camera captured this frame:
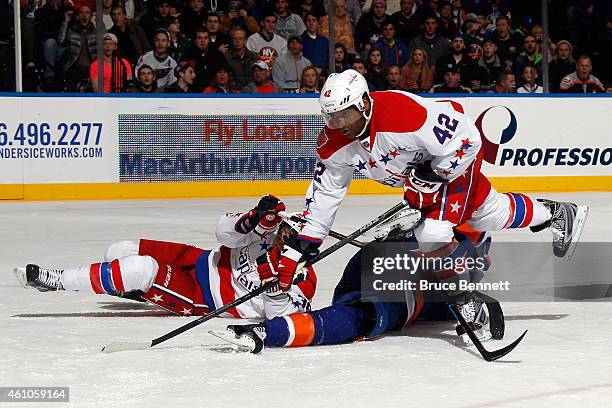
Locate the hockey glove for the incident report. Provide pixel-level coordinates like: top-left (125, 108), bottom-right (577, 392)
top-left (236, 194), bottom-right (286, 235)
top-left (256, 248), bottom-right (282, 296)
top-left (403, 164), bottom-right (446, 210)
top-left (277, 236), bottom-right (320, 292)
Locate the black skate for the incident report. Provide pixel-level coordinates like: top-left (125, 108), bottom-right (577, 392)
top-left (209, 323), bottom-right (267, 354)
top-left (13, 264), bottom-right (64, 292)
top-left (532, 200), bottom-right (588, 261)
top-left (455, 291), bottom-right (504, 343)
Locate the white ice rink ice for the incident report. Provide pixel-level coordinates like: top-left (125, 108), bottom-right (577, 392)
top-left (1, 193), bottom-right (612, 408)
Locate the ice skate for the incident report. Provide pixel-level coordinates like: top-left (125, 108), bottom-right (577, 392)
top-left (13, 264), bottom-right (64, 292)
top-left (455, 291), bottom-right (504, 344)
top-left (534, 199), bottom-right (589, 261)
top-left (209, 323), bottom-right (267, 354)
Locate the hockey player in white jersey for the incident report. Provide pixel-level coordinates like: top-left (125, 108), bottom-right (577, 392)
top-left (271, 69), bottom-right (587, 333)
top-left (14, 195), bottom-right (316, 319)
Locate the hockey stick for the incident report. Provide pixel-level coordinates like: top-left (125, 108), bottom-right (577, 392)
top-left (278, 211), bottom-right (366, 248)
top-left (101, 201), bottom-right (410, 354)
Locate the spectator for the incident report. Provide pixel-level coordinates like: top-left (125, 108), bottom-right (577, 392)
top-left (101, 0), bottom-right (114, 30)
top-left (139, 0), bottom-right (173, 43)
top-left (301, 13), bottom-right (329, 70)
top-left (320, 0), bottom-right (356, 54)
top-left (136, 28), bottom-right (177, 88)
top-left (516, 65), bottom-right (543, 93)
top-left (461, 42), bottom-right (493, 92)
top-left (227, 0), bottom-right (260, 35)
top-left (204, 0), bottom-right (229, 17)
top-left (90, 33), bottom-right (133, 93)
top-left (475, 38), bottom-right (502, 87)
top-left (382, 65), bottom-right (405, 90)
top-left (180, 28), bottom-right (226, 91)
top-left (490, 15), bottom-right (521, 71)
top-left (515, 15), bottom-right (533, 38)
top-left (129, 64), bottom-right (161, 92)
top-left (299, 0), bottom-right (326, 19)
top-left (334, 43), bottom-right (353, 72)
top-left (437, 1), bottom-right (459, 39)
top-left (225, 28), bottom-right (260, 89)
top-left (531, 24), bottom-right (555, 63)
top-left (374, 21), bottom-right (409, 66)
top-left (352, 58), bottom-right (376, 90)
top-left (323, 0), bottom-right (362, 27)
top-left (272, 35), bottom-right (312, 91)
top-left (408, 16), bottom-right (450, 68)
top-left (450, 0), bottom-right (467, 29)
top-left (164, 61), bottom-right (197, 92)
top-left (464, 0), bottom-right (510, 24)
top-left (241, 60), bottom-right (283, 93)
top-left (399, 47), bottom-right (433, 92)
top-left (392, 0), bottom-right (425, 47)
top-left (204, 65), bottom-right (240, 92)
top-left (355, 0), bottom-right (392, 54)
top-left (493, 71), bottom-right (515, 93)
top-left (109, 5), bottom-right (150, 66)
top-left (549, 40), bottom-right (575, 93)
top-left (57, 5), bottom-right (99, 91)
top-left (179, 0), bottom-right (206, 41)
top-left (514, 34), bottom-right (542, 84)
top-left (166, 16), bottom-right (190, 63)
top-left (274, 0), bottom-right (306, 39)
top-left (365, 47), bottom-right (386, 89)
top-left (434, 33), bottom-right (468, 82)
top-left (298, 65), bottom-right (321, 93)
top-left (246, 13), bottom-right (288, 68)
top-left (462, 12), bottom-right (486, 46)
top-left (429, 66), bottom-right (472, 92)
top-left (206, 15), bottom-right (232, 53)
top-left (560, 55), bottom-right (606, 93)
top-left (35, 0), bottom-right (69, 91)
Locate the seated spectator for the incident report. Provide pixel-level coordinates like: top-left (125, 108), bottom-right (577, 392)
top-left (246, 13), bottom-right (288, 68)
top-left (298, 65), bottom-right (321, 93)
top-left (429, 66), bottom-right (472, 92)
top-left (408, 16), bottom-right (450, 68)
top-left (274, 0), bottom-right (306, 39)
top-left (365, 47), bottom-right (386, 90)
top-left (136, 28), bottom-right (177, 88)
top-left (437, 1), bottom-right (459, 39)
top-left (399, 47), bottom-right (433, 92)
top-left (374, 21), bottom-right (409, 66)
top-left (299, 0), bottom-right (326, 19)
top-left (531, 24), bottom-right (555, 63)
top-left (560, 55), bottom-right (606, 93)
top-left (382, 64), bottom-right (405, 90)
top-left (241, 60), bottom-right (283, 93)
top-left (180, 28), bottom-right (226, 91)
top-left (462, 12), bottom-right (486, 47)
top-left (489, 15), bottom-right (521, 71)
top-left (166, 16), bottom-right (190, 63)
top-left (355, 0), bottom-right (391, 54)
top-left (549, 40), bottom-right (575, 92)
top-left (226, 0), bottom-right (260, 35)
top-left (139, 0), bottom-right (173, 43)
top-left (434, 33), bottom-right (468, 82)
top-left (516, 65), bottom-right (543, 93)
top-left (204, 0), bottom-right (229, 17)
top-left (225, 28), bottom-right (260, 89)
top-left (129, 64), bottom-right (161, 93)
top-left (325, 0), bottom-right (362, 28)
top-left (392, 0), bottom-right (425, 47)
top-left (35, 0), bottom-right (69, 91)
top-left (334, 43), bottom-right (353, 72)
top-left (515, 15), bottom-right (533, 38)
top-left (101, 0), bottom-right (114, 30)
top-left (57, 5), bottom-right (98, 91)
top-left (204, 65), bottom-right (240, 93)
top-left (320, 0), bottom-right (356, 54)
top-left (90, 33), bottom-right (133, 93)
top-left (352, 58), bottom-right (376, 91)
top-left (206, 14), bottom-right (232, 53)
top-left (179, 0), bottom-right (206, 41)
top-left (492, 71), bottom-right (516, 93)
top-left (474, 38), bottom-right (502, 88)
top-left (301, 13), bottom-right (329, 70)
top-left (462, 43), bottom-right (491, 92)
top-left (163, 61), bottom-right (196, 92)
top-left (108, 5), bottom-right (150, 66)
top-left (450, 0), bottom-right (467, 29)
top-left (514, 34), bottom-right (542, 84)
top-left (273, 35), bottom-right (312, 92)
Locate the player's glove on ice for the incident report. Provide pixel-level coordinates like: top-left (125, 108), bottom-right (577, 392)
top-left (277, 236), bottom-right (319, 292)
top-left (403, 165), bottom-right (445, 210)
top-left (237, 194), bottom-right (286, 235)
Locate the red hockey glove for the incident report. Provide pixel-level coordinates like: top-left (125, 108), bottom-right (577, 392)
top-left (403, 167), bottom-right (445, 210)
top-left (277, 238), bottom-right (320, 292)
top-left (256, 248), bottom-right (282, 295)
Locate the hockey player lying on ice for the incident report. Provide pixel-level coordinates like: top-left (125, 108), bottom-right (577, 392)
top-left (14, 195), bottom-right (317, 319)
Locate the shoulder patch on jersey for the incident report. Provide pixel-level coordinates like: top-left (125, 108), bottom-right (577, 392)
top-left (316, 128), bottom-right (354, 160)
top-left (370, 91), bottom-right (428, 134)
top-left (436, 99), bottom-right (465, 113)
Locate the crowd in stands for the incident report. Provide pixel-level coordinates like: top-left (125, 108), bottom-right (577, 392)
top-left (3, 0), bottom-right (611, 93)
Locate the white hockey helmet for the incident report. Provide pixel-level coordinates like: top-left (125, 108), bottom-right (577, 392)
top-left (319, 69), bottom-right (372, 136)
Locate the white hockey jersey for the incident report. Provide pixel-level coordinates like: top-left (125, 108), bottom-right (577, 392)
top-left (246, 32), bottom-right (287, 67)
top-left (300, 91), bottom-right (482, 241)
top-left (135, 51), bottom-right (177, 88)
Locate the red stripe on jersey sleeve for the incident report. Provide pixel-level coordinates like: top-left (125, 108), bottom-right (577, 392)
top-left (89, 263), bottom-right (105, 294)
top-left (316, 127), bottom-right (355, 160)
top-left (110, 259), bottom-right (125, 292)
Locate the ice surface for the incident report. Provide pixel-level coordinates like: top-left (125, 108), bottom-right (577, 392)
top-left (1, 193), bottom-right (612, 408)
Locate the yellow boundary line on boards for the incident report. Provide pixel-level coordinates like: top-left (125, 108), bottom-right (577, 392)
top-left (0, 176), bottom-right (611, 201)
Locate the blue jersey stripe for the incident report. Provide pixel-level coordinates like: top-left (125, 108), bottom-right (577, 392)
top-left (195, 251), bottom-right (215, 311)
top-left (100, 262), bottom-right (116, 295)
top-left (509, 193), bottom-right (526, 228)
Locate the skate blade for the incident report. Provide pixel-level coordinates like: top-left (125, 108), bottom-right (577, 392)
top-left (563, 205), bottom-right (589, 261)
top-left (13, 267), bottom-right (30, 289)
top-left (208, 330), bottom-right (254, 353)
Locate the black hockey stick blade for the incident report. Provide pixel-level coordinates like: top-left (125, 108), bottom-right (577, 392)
top-left (448, 303), bottom-right (527, 362)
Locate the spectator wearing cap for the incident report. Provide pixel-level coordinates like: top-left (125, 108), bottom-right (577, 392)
top-left (408, 15), bottom-right (450, 68)
top-left (246, 13), bottom-right (288, 68)
top-left (206, 15), bottom-right (232, 53)
top-left (513, 34), bottom-right (542, 85)
top-left (399, 47), bottom-right (433, 92)
top-left (90, 33), bottom-right (133, 93)
top-left (489, 15), bottom-right (521, 71)
top-left (241, 60), bottom-right (283, 93)
top-left (320, 0), bottom-right (356, 54)
top-left (301, 13), bottom-right (329, 70)
top-left (298, 65), bottom-right (321, 93)
top-left (139, 0), bottom-right (173, 43)
top-left (492, 71), bottom-right (515, 93)
top-left (225, 28), bottom-right (260, 89)
top-left (516, 65), bottom-right (543, 93)
top-left (135, 28), bottom-right (177, 88)
top-left (374, 21), bottom-right (409, 66)
top-left (434, 33), bottom-right (467, 83)
top-left (180, 28), bottom-right (226, 91)
top-left (129, 64), bottom-right (161, 92)
top-left (429, 66), bottom-right (472, 92)
top-left (166, 16), bottom-right (191, 63)
top-left (436, 1), bottom-right (459, 39)
top-left (179, 0), bottom-right (206, 41)
top-left (559, 55), bottom-right (606, 93)
top-left (164, 62), bottom-right (196, 92)
top-left (355, 0), bottom-right (392, 54)
top-left (204, 65), bottom-right (241, 93)
top-left (274, 0), bottom-right (306, 40)
top-left (272, 35), bottom-right (312, 92)
top-left (549, 40), bottom-right (575, 93)
top-left (108, 5), bottom-right (150, 66)
top-left (392, 0), bottom-right (426, 47)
